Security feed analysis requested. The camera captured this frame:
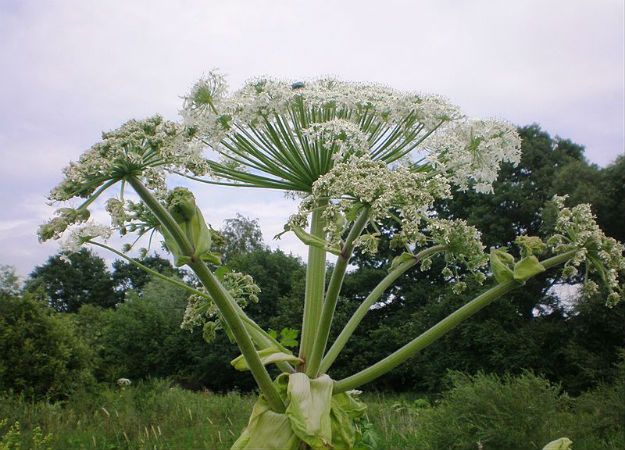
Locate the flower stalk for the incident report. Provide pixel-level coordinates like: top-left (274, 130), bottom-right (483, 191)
top-left (333, 250), bottom-right (579, 393)
top-left (320, 244), bottom-right (447, 374)
top-left (306, 206), bottom-right (370, 377)
top-left (126, 176), bottom-right (285, 412)
top-left (298, 206), bottom-right (327, 370)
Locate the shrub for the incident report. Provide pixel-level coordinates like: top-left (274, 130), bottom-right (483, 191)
top-left (0, 293), bottom-right (94, 399)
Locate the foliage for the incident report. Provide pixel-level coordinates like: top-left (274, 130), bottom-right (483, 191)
top-left (218, 214), bottom-right (265, 261)
top-left (0, 372), bottom-right (623, 449)
top-left (0, 266), bottom-right (20, 297)
top-left (0, 292), bottom-right (94, 399)
top-left (111, 254), bottom-right (182, 294)
top-left (26, 249), bottom-right (116, 312)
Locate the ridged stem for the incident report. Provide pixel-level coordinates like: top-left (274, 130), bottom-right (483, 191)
top-left (320, 244), bottom-right (446, 374)
top-left (306, 207), bottom-right (370, 376)
top-left (298, 207), bottom-right (327, 370)
top-left (333, 250), bottom-right (577, 393)
top-left (127, 176), bottom-right (285, 412)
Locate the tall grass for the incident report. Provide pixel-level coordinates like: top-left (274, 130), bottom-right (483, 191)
top-left (1, 373), bottom-right (623, 449)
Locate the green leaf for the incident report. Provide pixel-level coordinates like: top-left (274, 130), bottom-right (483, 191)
top-left (513, 255), bottom-right (546, 282)
top-left (279, 328), bottom-right (299, 348)
top-left (542, 437), bottom-right (573, 450)
top-left (214, 265), bottom-right (231, 279)
top-left (290, 225), bottom-right (341, 255)
top-left (231, 396), bottom-right (299, 450)
top-left (231, 347), bottom-right (302, 371)
top-left (330, 392), bottom-right (368, 450)
top-left (490, 248), bottom-right (514, 283)
top-left (285, 373), bottom-right (333, 449)
top-left (390, 252), bottom-right (415, 271)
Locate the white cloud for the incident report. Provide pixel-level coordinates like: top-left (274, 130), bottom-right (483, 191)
top-left (0, 0), bottom-right (622, 274)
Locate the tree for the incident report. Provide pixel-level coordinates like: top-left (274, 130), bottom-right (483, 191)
top-left (26, 249), bottom-right (116, 312)
top-left (596, 155), bottom-right (625, 242)
top-left (218, 214), bottom-right (265, 261)
top-left (0, 265), bottom-right (20, 296)
top-left (111, 253), bottom-right (182, 294)
top-left (0, 291), bottom-right (94, 399)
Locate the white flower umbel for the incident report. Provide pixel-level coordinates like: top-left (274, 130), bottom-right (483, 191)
top-left (60, 222), bottom-right (112, 253)
top-left (181, 74), bottom-right (466, 192)
top-left (49, 115), bottom-right (208, 202)
top-left (293, 155), bottom-right (450, 249)
top-left (424, 119), bottom-right (522, 193)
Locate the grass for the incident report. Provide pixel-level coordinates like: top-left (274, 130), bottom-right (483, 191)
top-left (1, 374), bottom-right (623, 450)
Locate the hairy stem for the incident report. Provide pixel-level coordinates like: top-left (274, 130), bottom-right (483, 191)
top-left (320, 244), bottom-right (446, 374)
top-left (127, 176), bottom-right (285, 411)
top-left (333, 250), bottom-right (578, 393)
top-left (306, 207), bottom-right (370, 376)
top-left (298, 206), bottom-right (327, 369)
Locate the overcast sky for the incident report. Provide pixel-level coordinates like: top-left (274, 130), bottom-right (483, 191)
top-left (0, 0), bottom-right (623, 277)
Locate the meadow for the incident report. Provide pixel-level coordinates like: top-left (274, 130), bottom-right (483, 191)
top-left (1, 370), bottom-right (623, 450)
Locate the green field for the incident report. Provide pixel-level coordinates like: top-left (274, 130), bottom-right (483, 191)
top-left (1, 371), bottom-right (623, 450)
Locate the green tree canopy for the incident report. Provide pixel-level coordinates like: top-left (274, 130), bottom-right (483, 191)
top-left (26, 249), bottom-right (116, 312)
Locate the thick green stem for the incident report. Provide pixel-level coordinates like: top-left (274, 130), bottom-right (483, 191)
top-left (306, 207), bottom-right (370, 376)
top-left (320, 244), bottom-right (446, 374)
top-left (298, 207), bottom-right (327, 369)
top-left (333, 250), bottom-right (577, 393)
top-left (127, 176), bottom-right (286, 412)
top-left (88, 240), bottom-right (294, 372)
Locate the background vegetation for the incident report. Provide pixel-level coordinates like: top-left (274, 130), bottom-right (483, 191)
top-left (1, 125), bottom-right (624, 448)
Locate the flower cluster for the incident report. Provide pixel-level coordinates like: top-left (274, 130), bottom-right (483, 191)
top-left (181, 72), bottom-right (521, 199)
top-left (291, 155), bottom-right (450, 250)
top-left (423, 119), bottom-right (522, 193)
top-left (38, 208), bottom-right (90, 242)
top-left (413, 219), bottom-right (488, 293)
top-left (59, 222), bottom-right (112, 253)
top-left (181, 271), bottom-right (261, 342)
top-left (547, 196), bottom-right (625, 306)
top-left (49, 115), bottom-right (208, 202)
top-left (183, 75), bottom-right (460, 136)
top-left (301, 119), bottom-right (370, 162)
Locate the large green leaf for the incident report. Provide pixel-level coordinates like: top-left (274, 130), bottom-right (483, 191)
top-left (285, 373), bottom-right (333, 449)
top-left (231, 396), bottom-right (299, 450)
top-left (330, 392), bottom-right (368, 450)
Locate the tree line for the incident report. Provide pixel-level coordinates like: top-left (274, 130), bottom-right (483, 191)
top-left (1, 124), bottom-right (623, 399)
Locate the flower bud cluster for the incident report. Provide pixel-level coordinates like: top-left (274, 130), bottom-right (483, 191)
top-left (181, 271), bottom-right (261, 342)
top-left (547, 196), bottom-right (625, 306)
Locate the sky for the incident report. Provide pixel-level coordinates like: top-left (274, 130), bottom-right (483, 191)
top-left (0, 0), bottom-right (623, 277)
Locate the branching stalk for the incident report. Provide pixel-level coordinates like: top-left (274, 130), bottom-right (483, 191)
top-left (88, 239), bottom-right (294, 372)
top-left (333, 250), bottom-right (578, 393)
top-left (320, 244), bottom-right (446, 374)
top-left (298, 206), bottom-right (327, 369)
top-left (127, 176), bottom-right (286, 412)
top-left (306, 207), bottom-right (371, 376)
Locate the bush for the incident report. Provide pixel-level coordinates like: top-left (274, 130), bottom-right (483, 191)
top-left (0, 293), bottom-right (94, 399)
top-left (412, 370), bottom-right (625, 450)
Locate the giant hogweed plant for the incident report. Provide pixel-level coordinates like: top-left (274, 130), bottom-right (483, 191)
top-left (40, 73), bottom-right (624, 449)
